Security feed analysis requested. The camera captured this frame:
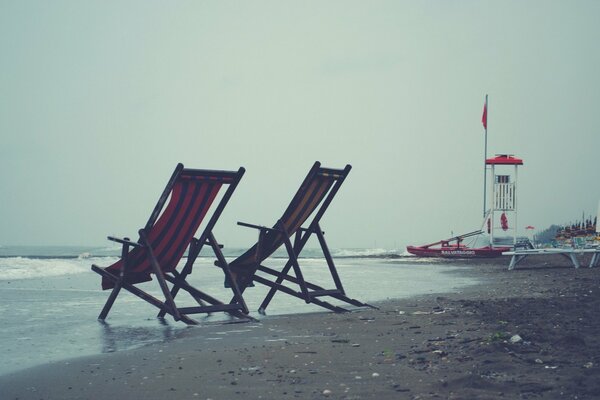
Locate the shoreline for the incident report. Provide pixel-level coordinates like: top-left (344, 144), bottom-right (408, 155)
top-left (0, 256), bottom-right (477, 376)
top-left (1, 255), bottom-right (599, 399)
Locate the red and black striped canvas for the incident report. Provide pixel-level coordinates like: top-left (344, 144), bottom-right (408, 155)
top-left (101, 172), bottom-right (230, 289)
top-left (229, 164), bottom-right (348, 273)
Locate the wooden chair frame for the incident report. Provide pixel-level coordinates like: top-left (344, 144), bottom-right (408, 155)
top-left (92, 164), bottom-right (249, 325)
top-left (231, 162), bottom-right (376, 314)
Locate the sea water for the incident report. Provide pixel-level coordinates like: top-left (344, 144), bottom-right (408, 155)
top-left (0, 246), bottom-right (478, 376)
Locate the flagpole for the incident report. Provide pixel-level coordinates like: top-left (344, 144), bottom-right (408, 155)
top-left (483, 94), bottom-right (488, 219)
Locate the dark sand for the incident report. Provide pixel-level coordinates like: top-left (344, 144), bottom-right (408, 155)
top-left (1, 255), bottom-right (599, 399)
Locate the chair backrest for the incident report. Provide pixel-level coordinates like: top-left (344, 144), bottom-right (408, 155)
top-left (230, 162), bottom-right (351, 270)
top-left (103, 164), bottom-right (244, 288)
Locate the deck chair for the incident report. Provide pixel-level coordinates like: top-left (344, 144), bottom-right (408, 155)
top-left (224, 162), bottom-right (376, 314)
top-left (91, 164), bottom-right (249, 325)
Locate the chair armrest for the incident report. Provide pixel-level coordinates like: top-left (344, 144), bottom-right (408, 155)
top-left (298, 226), bottom-right (325, 235)
top-left (237, 221), bottom-right (287, 234)
top-left (107, 236), bottom-right (143, 248)
top-left (238, 221), bottom-right (269, 231)
top-left (237, 221), bottom-right (265, 230)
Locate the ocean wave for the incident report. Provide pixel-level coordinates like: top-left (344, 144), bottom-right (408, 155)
top-left (331, 248), bottom-right (403, 258)
top-left (0, 257), bottom-right (115, 281)
top-left (0, 247), bottom-right (417, 281)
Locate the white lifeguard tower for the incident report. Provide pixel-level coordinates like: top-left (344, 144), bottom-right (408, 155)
top-left (485, 154), bottom-right (523, 248)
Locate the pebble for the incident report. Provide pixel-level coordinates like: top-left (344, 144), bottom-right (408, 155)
top-left (322, 389), bottom-right (332, 396)
top-left (510, 334), bottom-right (523, 343)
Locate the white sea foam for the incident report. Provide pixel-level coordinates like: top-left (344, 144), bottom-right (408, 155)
top-left (0, 247), bottom-right (416, 281)
top-left (0, 257), bottom-right (116, 281)
top-left (332, 248), bottom-right (400, 257)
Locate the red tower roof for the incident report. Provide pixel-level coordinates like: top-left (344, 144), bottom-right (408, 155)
top-left (485, 154), bottom-right (523, 165)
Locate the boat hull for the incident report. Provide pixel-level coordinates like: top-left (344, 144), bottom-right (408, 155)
top-left (406, 245), bottom-right (510, 258)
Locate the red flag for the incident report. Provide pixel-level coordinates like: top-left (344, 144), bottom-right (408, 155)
top-left (481, 102), bottom-right (487, 129)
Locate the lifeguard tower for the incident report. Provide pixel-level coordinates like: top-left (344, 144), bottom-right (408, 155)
top-left (485, 154), bottom-right (523, 248)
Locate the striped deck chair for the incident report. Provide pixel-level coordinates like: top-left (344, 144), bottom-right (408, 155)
top-left (225, 162), bottom-right (375, 314)
top-left (91, 164), bottom-right (249, 325)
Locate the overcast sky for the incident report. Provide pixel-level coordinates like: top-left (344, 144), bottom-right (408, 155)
top-left (1, 1), bottom-right (599, 249)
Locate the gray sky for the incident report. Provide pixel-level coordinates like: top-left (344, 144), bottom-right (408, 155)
top-left (1, 1), bottom-right (599, 249)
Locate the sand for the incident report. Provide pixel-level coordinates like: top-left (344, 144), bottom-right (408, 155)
top-left (1, 254), bottom-right (599, 400)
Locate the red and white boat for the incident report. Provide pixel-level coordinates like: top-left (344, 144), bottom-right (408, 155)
top-left (406, 231), bottom-right (510, 258)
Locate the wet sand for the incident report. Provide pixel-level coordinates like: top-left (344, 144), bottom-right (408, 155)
top-left (1, 254), bottom-right (599, 399)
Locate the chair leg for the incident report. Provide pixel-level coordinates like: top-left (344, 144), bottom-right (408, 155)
top-left (258, 260), bottom-right (295, 313)
top-left (95, 273), bottom-right (123, 320)
top-left (95, 240), bottom-right (131, 321)
top-left (157, 240), bottom-right (203, 319)
top-left (92, 265), bottom-right (197, 324)
top-left (315, 226), bottom-right (345, 294)
top-left (508, 254), bottom-right (527, 270)
top-left (149, 259), bottom-right (182, 321)
top-left (159, 233), bottom-right (249, 319)
top-left (209, 233), bottom-right (249, 315)
top-left (590, 252), bottom-right (599, 268)
top-left (164, 274), bottom-right (253, 320)
top-left (253, 275), bottom-right (347, 313)
top-left (259, 225), bottom-right (310, 312)
top-left (569, 253), bottom-right (580, 268)
top-left (139, 232), bottom-right (182, 321)
top-left (256, 264), bottom-right (376, 310)
top-left (245, 223), bottom-right (374, 314)
top-left (283, 236), bottom-right (309, 300)
top-left (119, 278), bottom-right (196, 324)
top-left (508, 255), bottom-right (517, 270)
